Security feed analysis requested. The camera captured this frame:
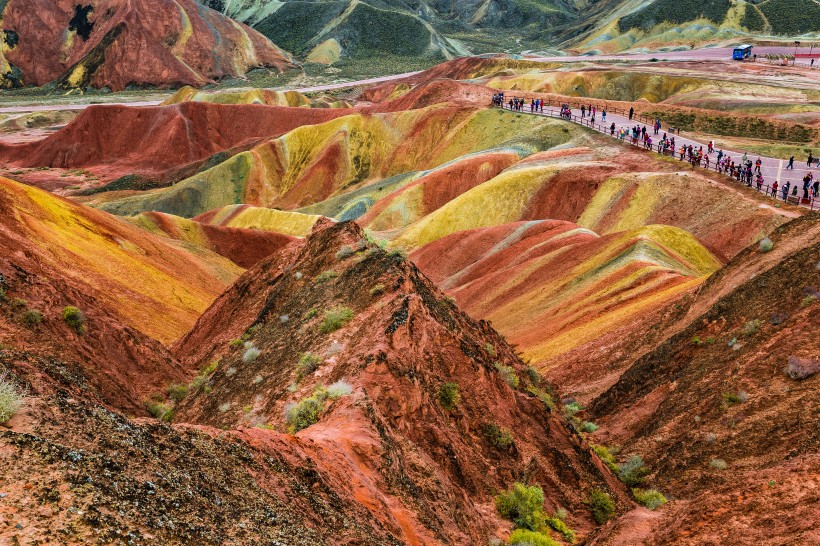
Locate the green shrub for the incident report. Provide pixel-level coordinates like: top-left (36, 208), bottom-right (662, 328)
top-left (296, 352), bottom-right (322, 380)
top-left (618, 455), bottom-right (649, 487)
top-left (632, 488), bottom-right (667, 510)
top-left (758, 237), bottom-right (774, 253)
top-left (545, 514), bottom-right (575, 543)
top-left (588, 488), bottom-right (615, 524)
top-left (62, 306), bottom-right (86, 334)
top-left (581, 421), bottom-right (599, 433)
top-left (483, 422), bottom-right (515, 451)
top-left (319, 307), bottom-right (354, 334)
top-left (369, 283), bottom-right (385, 296)
top-left (167, 383), bottom-right (188, 403)
top-left (304, 308), bottom-right (318, 320)
top-left (314, 270), bottom-right (339, 283)
top-left (145, 401), bottom-right (173, 422)
top-left (761, 0), bottom-right (820, 35)
top-left (527, 386), bottom-right (555, 410)
top-left (723, 391), bottom-right (742, 405)
top-left (801, 294), bottom-right (817, 308)
top-left (0, 372), bottom-right (24, 424)
top-left (618, 0), bottom-right (730, 32)
top-left (0, 286), bottom-right (6, 302)
top-left (742, 319), bottom-right (761, 336)
top-left (564, 401), bottom-right (582, 417)
top-left (286, 387), bottom-right (329, 432)
top-left (741, 3), bottom-right (766, 31)
top-left (335, 246), bottom-right (355, 260)
top-left (21, 309), bottom-right (43, 327)
top-left (387, 248), bottom-right (407, 260)
top-left (229, 338), bottom-right (244, 348)
top-left (507, 529), bottom-right (558, 546)
top-left (11, 298), bottom-right (27, 309)
top-left (326, 380), bottom-right (353, 399)
top-left (485, 343), bottom-right (496, 357)
top-left (242, 346), bottom-right (261, 363)
top-left (438, 382), bottom-right (460, 410)
top-left (709, 458), bottom-right (727, 470)
top-left (496, 483), bottom-right (546, 531)
top-left (494, 362), bottom-right (520, 388)
top-left (525, 366), bottom-right (541, 385)
top-left (592, 444), bottom-right (618, 473)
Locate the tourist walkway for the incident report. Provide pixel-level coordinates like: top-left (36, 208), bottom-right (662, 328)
top-left (498, 99), bottom-right (819, 211)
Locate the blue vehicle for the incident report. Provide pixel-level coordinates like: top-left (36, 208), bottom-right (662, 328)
top-left (733, 45), bottom-right (753, 60)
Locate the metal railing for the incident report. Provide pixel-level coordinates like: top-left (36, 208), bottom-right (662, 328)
top-left (494, 103), bottom-right (818, 212)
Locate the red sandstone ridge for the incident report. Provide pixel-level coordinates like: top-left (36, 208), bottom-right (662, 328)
top-left (0, 0), bottom-right (293, 90)
top-left (172, 220), bottom-right (632, 544)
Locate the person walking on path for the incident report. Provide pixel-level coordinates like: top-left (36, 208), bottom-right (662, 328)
top-left (782, 181), bottom-right (790, 201)
top-left (788, 155), bottom-right (795, 169)
top-left (755, 158), bottom-right (762, 174)
top-left (808, 152), bottom-right (814, 167)
top-left (602, 109), bottom-right (607, 122)
top-left (610, 122), bottom-right (615, 136)
top-left (581, 105), bottom-right (586, 118)
top-left (629, 106), bottom-right (634, 120)
top-left (772, 180), bottom-right (778, 197)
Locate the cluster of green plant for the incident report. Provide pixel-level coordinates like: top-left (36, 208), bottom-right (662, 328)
top-left (482, 422), bottom-right (515, 451)
top-left (496, 483), bottom-right (573, 545)
top-left (335, 246), bottom-right (356, 261)
top-left (710, 458), bottom-right (728, 470)
top-left (386, 248), bottom-right (407, 260)
top-left (242, 346), bottom-right (261, 363)
top-left (802, 294), bottom-right (817, 308)
top-left (759, 237), bottom-right (774, 253)
top-left (314, 270), bottom-right (339, 283)
top-left (61, 306), bottom-right (86, 334)
top-left (592, 444), bottom-right (618, 472)
top-left (0, 285), bottom-right (6, 302)
top-left (526, 385), bottom-right (555, 410)
top-left (296, 352), bottom-right (322, 380)
top-left (304, 308), bottom-right (318, 320)
top-left (494, 362), bottom-right (520, 388)
top-left (618, 0), bottom-right (731, 32)
top-left (145, 400), bottom-right (173, 422)
top-left (618, 455), bottom-right (649, 487)
top-left (437, 382), bottom-right (460, 410)
top-left (588, 488), bottom-right (616, 523)
top-left (632, 488), bottom-right (668, 510)
top-left (167, 383), bottom-right (188, 403)
top-left (564, 401), bottom-right (583, 417)
top-left (0, 372), bottom-right (24, 424)
top-left (645, 110), bottom-right (813, 143)
top-left (319, 306), bottom-right (354, 334)
top-left (369, 284), bottom-right (385, 296)
top-left (580, 421), bottom-right (599, 433)
top-left (742, 319), bottom-right (761, 336)
top-left (190, 360), bottom-right (219, 392)
top-left (229, 325), bottom-right (260, 348)
top-left (21, 308), bottom-right (43, 327)
top-left (485, 343), bottom-right (497, 357)
top-left (285, 383), bottom-right (352, 433)
top-left (760, 0), bottom-right (820, 35)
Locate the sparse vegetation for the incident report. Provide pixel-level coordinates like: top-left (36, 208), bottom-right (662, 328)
top-left (190, 360), bottom-right (219, 391)
top-left (801, 294), bottom-right (817, 308)
top-left (304, 308), bottom-right (318, 320)
top-left (319, 306), bottom-right (354, 334)
top-left (21, 308), bottom-right (43, 327)
top-left (742, 319), bottom-right (761, 336)
top-left (592, 444), bottom-right (618, 473)
top-left (618, 455), bottom-right (649, 487)
top-left (496, 483), bottom-right (546, 531)
top-left (588, 488), bottom-right (615, 524)
top-left (485, 342), bottom-right (496, 357)
top-left (564, 401), bottom-right (582, 417)
top-left (167, 383), bottom-right (188, 403)
top-left (285, 387), bottom-right (326, 432)
top-left (482, 422), bottom-right (515, 451)
top-left (545, 513), bottom-right (575, 543)
top-left (580, 421), bottom-right (599, 433)
top-left (507, 529), bottom-right (558, 546)
top-left (632, 488), bottom-right (667, 510)
top-left (145, 400), bottom-right (173, 422)
top-left (327, 380), bottom-right (353, 399)
top-left (525, 366), bottom-right (541, 385)
top-left (296, 352), bottom-right (322, 380)
top-left (314, 270), bottom-right (339, 283)
top-left (710, 458), bottom-right (728, 470)
top-left (759, 237), bottom-right (774, 253)
top-left (218, 402), bottom-right (231, 413)
top-left (61, 306), bottom-right (86, 334)
top-left (437, 382), bottom-right (460, 410)
top-left (387, 248), bottom-right (407, 260)
top-left (335, 246), bottom-right (355, 260)
top-left (494, 362), bottom-right (520, 388)
top-left (527, 386), bottom-right (555, 410)
top-left (242, 346), bottom-right (261, 363)
top-left (0, 372), bottom-right (24, 424)
top-left (369, 283), bottom-right (385, 296)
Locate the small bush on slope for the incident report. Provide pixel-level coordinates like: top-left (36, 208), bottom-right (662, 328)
top-left (496, 483), bottom-right (546, 531)
top-left (437, 382), bottom-right (461, 410)
top-left (588, 488), bottom-right (615, 524)
top-left (62, 306), bottom-right (86, 334)
top-left (296, 352), bottom-right (322, 380)
top-left (482, 423), bottom-right (515, 451)
top-left (0, 372), bottom-right (24, 424)
top-left (507, 529), bottom-right (558, 546)
top-left (633, 488), bottom-right (668, 510)
top-left (494, 362), bottom-right (520, 388)
top-left (319, 307), bottom-right (354, 334)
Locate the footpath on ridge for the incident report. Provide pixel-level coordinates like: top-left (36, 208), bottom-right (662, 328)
top-left (498, 100), bottom-right (819, 210)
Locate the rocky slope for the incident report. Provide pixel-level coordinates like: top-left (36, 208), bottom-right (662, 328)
top-left (0, 0), bottom-right (293, 90)
top-left (587, 214), bottom-right (820, 545)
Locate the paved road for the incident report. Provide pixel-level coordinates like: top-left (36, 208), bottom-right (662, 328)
top-left (504, 103), bottom-right (817, 208)
top-left (527, 46), bottom-right (820, 65)
top-left (0, 71), bottom-right (423, 114)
